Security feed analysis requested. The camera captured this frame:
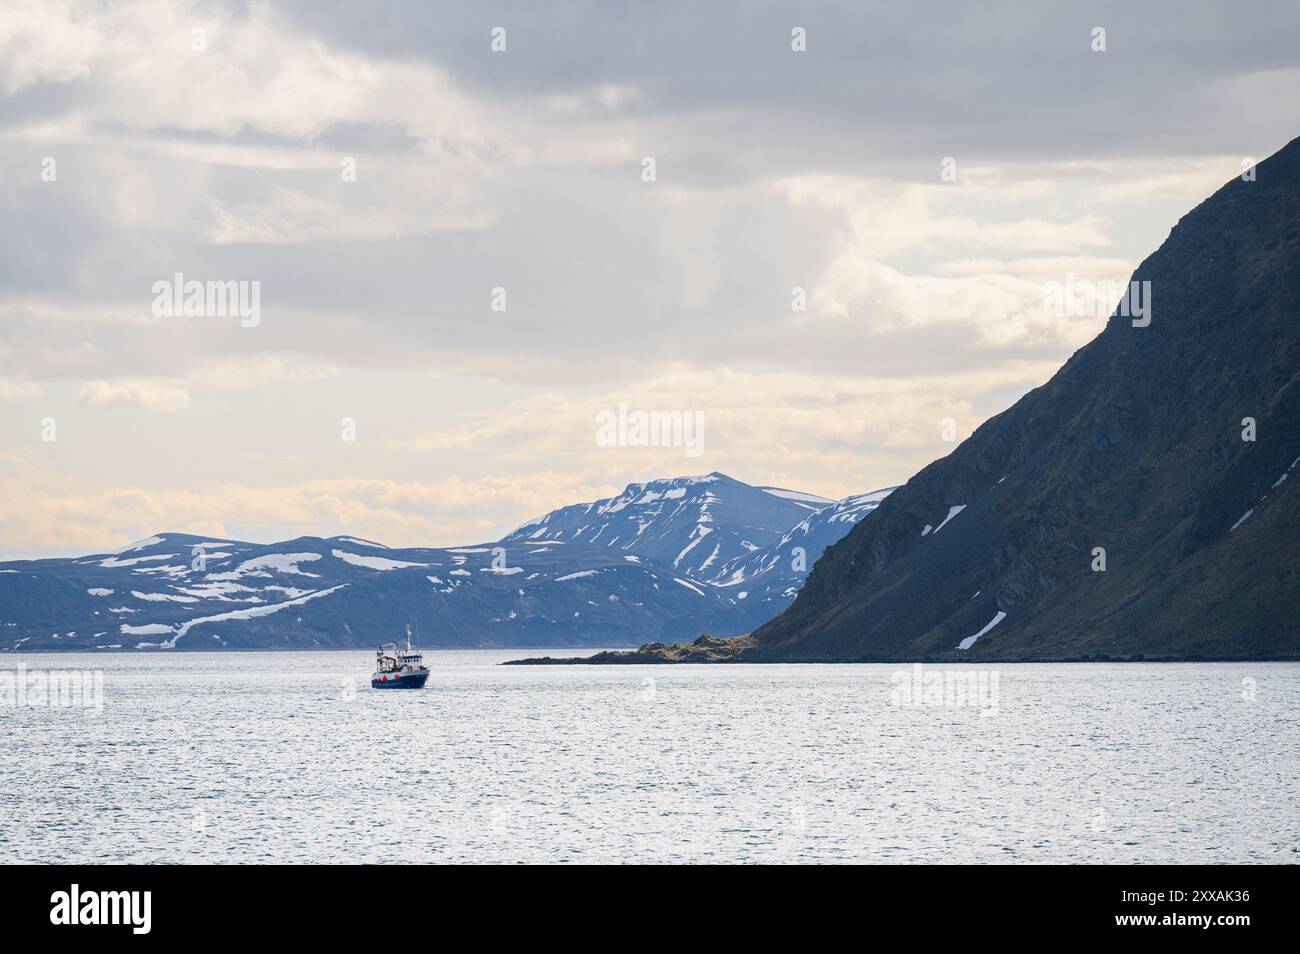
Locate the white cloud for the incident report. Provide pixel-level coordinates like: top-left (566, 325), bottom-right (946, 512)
top-left (0, 0), bottom-right (100, 93)
top-left (933, 256), bottom-right (1135, 281)
top-left (807, 256), bottom-right (1108, 349)
top-left (0, 377), bottom-right (42, 399)
top-left (379, 363), bottom-right (1061, 493)
top-left (11, 1), bottom-right (488, 150)
top-left (783, 175), bottom-right (1113, 259)
top-left (186, 357), bottom-right (337, 390)
top-left (0, 461), bottom-right (617, 557)
top-left (69, 359), bottom-right (336, 412)
top-left (4, 0), bottom-right (1295, 564)
top-left (78, 378), bottom-right (191, 411)
top-left (1081, 159), bottom-right (1243, 205)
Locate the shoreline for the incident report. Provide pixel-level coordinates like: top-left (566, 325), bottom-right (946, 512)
top-left (4, 644), bottom-right (1297, 664)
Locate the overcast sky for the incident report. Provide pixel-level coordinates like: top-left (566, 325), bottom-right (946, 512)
top-left (2, 0), bottom-right (1299, 558)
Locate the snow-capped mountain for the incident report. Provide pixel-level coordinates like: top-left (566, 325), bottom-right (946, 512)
top-left (506, 472), bottom-right (895, 620)
top-left (505, 472), bottom-right (830, 579)
top-left (0, 474), bottom-right (891, 651)
top-left (0, 532), bottom-right (755, 651)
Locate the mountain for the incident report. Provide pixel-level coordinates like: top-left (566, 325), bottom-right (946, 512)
top-left (506, 472), bottom-right (893, 619)
top-left (706, 488), bottom-right (894, 606)
top-left (0, 474), bottom-right (889, 651)
top-left (505, 472), bottom-right (829, 579)
top-left (582, 135), bottom-right (1300, 664)
top-left (0, 531), bottom-right (746, 651)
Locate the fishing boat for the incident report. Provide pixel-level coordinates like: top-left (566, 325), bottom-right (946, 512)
top-left (371, 626), bottom-right (430, 689)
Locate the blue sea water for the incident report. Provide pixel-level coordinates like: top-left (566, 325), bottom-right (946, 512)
top-left (1, 652), bottom-right (1295, 863)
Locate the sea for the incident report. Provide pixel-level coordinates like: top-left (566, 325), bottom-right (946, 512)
top-left (2, 651), bottom-right (1296, 863)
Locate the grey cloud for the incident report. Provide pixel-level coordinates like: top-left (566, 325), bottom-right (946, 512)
top-left (3, 1), bottom-right (1296, 390)
top-left (279, 0), bottom-right (1300, 165)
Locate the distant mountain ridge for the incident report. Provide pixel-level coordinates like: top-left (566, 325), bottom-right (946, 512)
top-left (0, 473), bottom-right (891, 651)
top-left (506, 472), bottom-right (819, 578)
top-left (504, 472), bottom-right (888, 585)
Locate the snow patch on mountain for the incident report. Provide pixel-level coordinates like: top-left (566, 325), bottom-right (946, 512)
top-left (958, 610), bottom-right (1006, 650)
top-left (932, 505), bottom-right (967, 534)
top-left (207, 553), bottom-right (322, 580)
top-left (331, 549), bottom-right (430, 571)
top-left (556, 570), bottom-right (599, 581)
top-left (759, 486), bottom-right (834, 506)
top-left (135, 584), bottom-right (350, 650)
top-left (118, 536), bottom-right (165, 553)
top-left (99, 554), bottom-right (174, 569)
top-left (673, 577), bottom-right (707, 596)
top-left (131, 591), bottom-right (198, 603)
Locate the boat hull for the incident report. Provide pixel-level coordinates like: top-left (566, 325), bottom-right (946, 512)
top-left (371, 671), bottom-right (429, 689)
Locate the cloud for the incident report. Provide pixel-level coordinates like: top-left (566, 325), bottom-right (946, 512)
top-left (0, 377), bottom-right (41, 399)
top-left (77, 378), bottom-right (191, 411)
top-left (3, 357), bottom-right (1060, 559)
top-left (4, 0), bottom-right (1300, 560)
top-left (186, 356), bottom-right (337, 390)
top-left (65, 360), bottom-right (334, 413)
top-left (3, 0), bottom-right (490, 150)
top-left (1, 1), bottom-right (507, 246)
top-left (807, 257), bottom-right (1110, 349)
top-left (0, 460), bottom-right (619, 557)
top-left (1081, 158), bottom-right (1246, 205)
top-left (378, 362), bottom-right (1061, 495)
top-left (783, 175), bottom-right (1113, 259)
top-left (270, 1), bottom-right (1300, 165)
top-left (933, 256), bottom-right (1136, 281)
top-left (0, 0), bottom-right (100, 94)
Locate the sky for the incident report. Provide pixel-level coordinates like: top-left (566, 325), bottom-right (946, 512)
top-left (2, 0), bottom-right (1299, 558)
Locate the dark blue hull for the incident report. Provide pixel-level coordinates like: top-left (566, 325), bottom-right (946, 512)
top-left (371, 671), bottom-right (429, 689)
